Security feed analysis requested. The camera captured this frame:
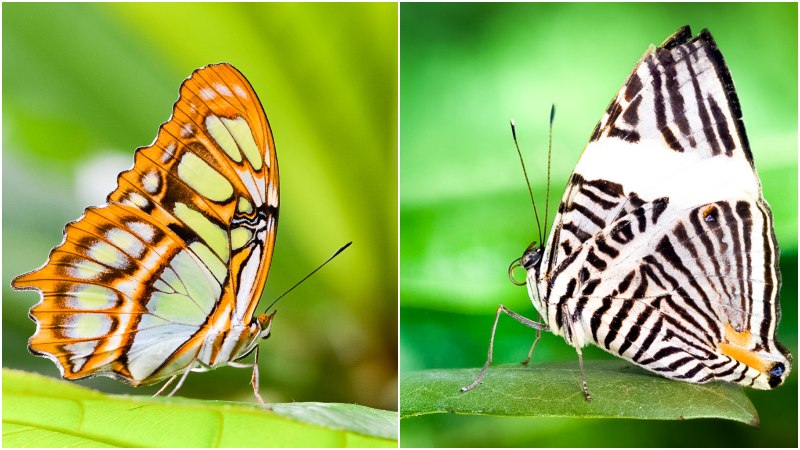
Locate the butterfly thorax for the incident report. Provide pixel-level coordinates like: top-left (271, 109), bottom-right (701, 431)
top-left (194, 310), bottom-right (274, 372)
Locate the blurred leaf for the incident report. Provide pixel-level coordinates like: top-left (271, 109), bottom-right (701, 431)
top-left (400, 361), bottom-right (758, 426)
top-left (3, 369), bottom-right (397, 447)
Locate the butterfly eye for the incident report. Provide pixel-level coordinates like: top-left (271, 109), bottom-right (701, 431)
top-left (520, 245), bottom-right (542, 270)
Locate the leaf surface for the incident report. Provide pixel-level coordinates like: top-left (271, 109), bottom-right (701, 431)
top-left (3, 369), bottom-right (398, 447)
top-left (400, 360), bottom-right (759, 426)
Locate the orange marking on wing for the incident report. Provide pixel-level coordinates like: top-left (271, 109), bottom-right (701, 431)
top-left (718, 324), bottom-right (768, 373)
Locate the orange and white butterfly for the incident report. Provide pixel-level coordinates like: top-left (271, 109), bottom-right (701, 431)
top-left (12, 63), bottom-right (279, 402)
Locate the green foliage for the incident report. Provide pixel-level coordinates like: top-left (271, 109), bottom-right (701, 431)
top-left (3, 369), bottom-right (397, 447)
top-left (401, 361), bottom-right (758, 425)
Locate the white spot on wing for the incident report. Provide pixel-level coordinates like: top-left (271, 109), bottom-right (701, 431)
top-left (71, 357), bottom-right (88, 372)
top-left (65, 341), bottom-right (99, 371)
top-left (68, 285), bottom-right (117, 310)
top-left (69, 260), bottom-right (106, 280)
top-left (234, 85), bottom-right (248, 99)
top-left (65, 314), bottom-right (112, 339)
top-left (267, 182), bottom-right (278, 207)
top-left (162, 143), bottom-right (176, 163)
top-left (65, 340), bottom-right (98, 358)
top-left (214, 83), bottom-right (233, 97)
top-left (141, 170), bottom-right (161, 194)
top-left (88, 241), bottom-right (128, 269)
top-left (180, 123), bottom-right (194, 138)
top-left (127, 221), bottom-right (156, 243)
top-left (236, 166), bottom-right (263, 206)
top-left (124, 192), bottom-right (150, 210)
top-left (199, 87), bottom-right (216, 100)
top-left (106, 228), bottom-right (145, 258)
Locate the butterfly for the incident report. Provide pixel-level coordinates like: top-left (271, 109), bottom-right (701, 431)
top-left (12, 63), bottom-right (279, 403)
top-left (462, 26), bottom-right (791, 400)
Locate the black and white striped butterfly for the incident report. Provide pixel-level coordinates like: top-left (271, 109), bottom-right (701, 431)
top-left (463, 26), bottom-right (791, 400)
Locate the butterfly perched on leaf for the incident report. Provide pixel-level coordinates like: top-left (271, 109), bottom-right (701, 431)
top-left (13, 63), bottom-right (281, 402)
top-left (464, 26), bottom-right (791, 399)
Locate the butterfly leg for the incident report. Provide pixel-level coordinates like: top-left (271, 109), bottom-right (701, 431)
top-left (230, 347), bottom-right (267, 406)
top-left (561, 304), bottom-right (591, 402)
top-left (165, 363), bottom-right (196, 397)
top-left (248, 347), bottom-right (266, 406)
top-left (575, 346), bottom-right (591, 402)
top-left (461, 305), bottom-right (548, 392)
top-left (153, 374), bottom-right (178, 397)
top-left (520, 313), bottom-right (542, 366)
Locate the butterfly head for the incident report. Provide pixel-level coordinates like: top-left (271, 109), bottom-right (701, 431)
top-left (256, 310), bottom-right (277, 340)
top-left (509, 242), bottom-right (544, 284)
top-left (509, 242), bottom-right (547, 318)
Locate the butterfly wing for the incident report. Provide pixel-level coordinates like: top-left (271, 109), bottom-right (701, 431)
top-left (12, 63), bottom-right (278, 385)
top-left (538, 27), bottom-right (790, 389)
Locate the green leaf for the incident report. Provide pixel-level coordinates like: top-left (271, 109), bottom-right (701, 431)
top-left (3, 369), bottom-right (397, 447)
top-left (400, 360), bottom-right (759, 426)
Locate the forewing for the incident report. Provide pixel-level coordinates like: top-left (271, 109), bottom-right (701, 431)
top-left (543, 27), bottom-right (760, 275)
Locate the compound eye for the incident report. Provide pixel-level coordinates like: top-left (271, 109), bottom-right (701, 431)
top-left (521, 246), bottom-right (542, 270)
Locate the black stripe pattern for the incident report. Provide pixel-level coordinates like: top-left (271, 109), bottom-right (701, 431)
top-left (588, 28), bottom-right (753, 164)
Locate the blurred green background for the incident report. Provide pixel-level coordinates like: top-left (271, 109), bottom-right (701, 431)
top-left (3, 3), bottom-right (397, 410)
top-left (400, 2), bottom-right (797, 447)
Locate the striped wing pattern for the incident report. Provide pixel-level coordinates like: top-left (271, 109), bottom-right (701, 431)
top-left (13, 63), bottom-right (279, 386)
top-left (531, 27), bottom-right (790, 389)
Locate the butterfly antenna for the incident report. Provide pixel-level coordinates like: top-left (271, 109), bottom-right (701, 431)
top-left (510, 119), bottom-right (543, 245)
top-left (543, 104), bottom-right (555, 240)
top-left (264, 242), bottom-right (352, 313)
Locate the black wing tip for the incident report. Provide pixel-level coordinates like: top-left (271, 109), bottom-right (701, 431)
top-left (659, 26), bottom-right (720, 52)
top-left (655, 26), bottom-right (753, 166)
top-left (661, 25), bottom-right (693, 49)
